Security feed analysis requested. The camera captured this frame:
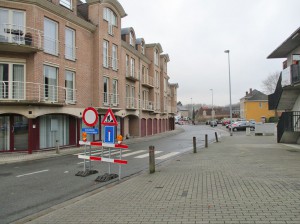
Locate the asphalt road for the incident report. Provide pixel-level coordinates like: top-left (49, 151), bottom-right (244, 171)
top-left (0, 124), bottom-right (228, 224)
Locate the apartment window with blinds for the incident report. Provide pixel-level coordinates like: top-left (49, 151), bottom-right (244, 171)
top-left (44, 18), bottom-right (58, 55)
top-left (154, 49), bottom-right (159, 66)
top-left (103, 77), bottom-right (109, 105)
top-left (112, 79), bottom-right (118, 105)
top-left (65, 27), bottom-right (75, 60)
top-left (103, 40), bottom-right (109, 68)
top-left (103, 7), bottom-right (117, 35)
top-left (130, 58), bottom-right (135, 78)
top-left (129, 31), bottom-right (134, 46)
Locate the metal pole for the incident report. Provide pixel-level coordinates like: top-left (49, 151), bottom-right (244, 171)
top-left (225, 50), bottom-right (233, 136)
top-left (108, 148), bottom-right (111, 174)
top-left (210, 89), bottom-right (213, 121)
top-left (215, 132), bottom-right (218, 142)
top-left (193, 137), bottom-right (196, 153)
top-left (205, 134), bottom-right (208, 148)
top-left (149, 146), bottom-right (155, 174)
top-left (83, 144), bottom-right (86, 171)
top-left (119, 149), bottom-right (122, 180)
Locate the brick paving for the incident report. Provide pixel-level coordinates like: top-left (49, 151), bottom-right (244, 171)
top-left (14, 134), bottom-right (300, 224)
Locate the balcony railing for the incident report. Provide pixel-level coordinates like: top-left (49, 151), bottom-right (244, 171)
top-left (268, 73), bottom-right (283, 110)
top-left (0, 23), bottom-right (43, 51)
top-left (140, 100), bottom-right (154, 111)
top-left (0, 81), bottom-right (76, 104)
top-left (141, 74), bottom-right (154, 87)
top-left (281, 64), bottom-right (300, 87)
top-left (125, 97), bottom-right (138, 109)
top-left (103, 93), bottom-right (119, 107)
top-left (277, 111), bottom-right (300, 143)
top-left (125, 68), bottom-right (138, 81)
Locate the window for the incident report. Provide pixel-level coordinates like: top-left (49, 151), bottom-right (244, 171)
top-left (155, 71), bottom-right (160, 88)
top-left (65, 70), bottom-right (75, 103)
top-left (154, 49), bottom-right (159, 66)
top-left (129, 31), bottom-right (134, 46)
top-left (130, 58), bottom-right (135, 78)
top-left (112, 79), bottom-right (118, 105)
top-left (0, 8), bottom-right (25, 44)
top-left (0, 63), bottom-right (25, 100)
top-left (60, 0), bottom-right (72, 9)
top-left (126, 55), bottom-right (129, 76)
top-left (103, 77), bottom-right (109, 105)
top-left (44, 18), bottom-right (58, 55)
top-left (141, 41), bottom-right (145, 54)
top-left (112, 44), bottom-right (118, 70)
top-left (44, 65), bottom-right (58, 102)
top-left (65, 27), bottom-right (75, 60)
top-left (103, 7), bottom-right (117, 35)
top-left (103, 40), bottom-right (109, 68)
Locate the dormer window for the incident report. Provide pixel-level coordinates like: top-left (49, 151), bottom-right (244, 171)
top-left (60, 0), bottom-right (72, 9)
top-left (141, 42), bottom-right (145, 54)
top-left (103, 8), bottom-right (117, 26)
top-left (154, 49), bottom-right (159, 66)
top-left (129, 31), bottom-right (134, 46)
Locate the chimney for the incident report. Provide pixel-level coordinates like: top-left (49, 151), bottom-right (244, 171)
top-left (250, 88), bottom-right (252, 94)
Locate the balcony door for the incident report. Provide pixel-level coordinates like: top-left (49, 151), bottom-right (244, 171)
top-left (0, 63), bottom-right (25, 100)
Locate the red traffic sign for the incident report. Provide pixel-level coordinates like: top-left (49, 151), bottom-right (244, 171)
top-left (101, 108), bottom-right (118, 126)
top-left (82, 107), bottom-right (98, 127)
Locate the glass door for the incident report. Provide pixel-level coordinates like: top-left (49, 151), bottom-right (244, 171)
top-left (0, 116), bottom-right (10, 151)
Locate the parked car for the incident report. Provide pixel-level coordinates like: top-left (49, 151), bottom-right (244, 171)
top-left (222, 119), bottom-right (230, 126)
top-left (228, 121), bottom-right (255, 131)
top-left (210, 120), bottom-right (218, 127)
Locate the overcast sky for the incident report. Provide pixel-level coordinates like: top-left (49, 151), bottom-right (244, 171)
top-left (86, 0), bottom-right (300, 106)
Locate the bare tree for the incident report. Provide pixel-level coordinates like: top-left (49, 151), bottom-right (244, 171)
top-left (262, 71), bottom-right (280, 94)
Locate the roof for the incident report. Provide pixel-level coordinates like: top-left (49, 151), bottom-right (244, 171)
top-left (145, 43), bottom-right (163, 53)
top-left (86, 0), bottom-right (127, 18)
top-left (136, 38), bottom-right (145, 45)
top-left (268, 27), bottom-right (300, 58)
top-left (121, 27), bottom-right (134, 35)
top-left (242, 89), bottom-right (268, 101)
top-left (160, 54), bottom-right (170, 62)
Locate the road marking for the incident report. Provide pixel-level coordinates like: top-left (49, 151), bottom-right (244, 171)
top-left (16, 169), bottom-right (49, 178)
top-left (122, 150), bottom-right (146, 157)
top-left (156, 152), bottom-right (180, 160)
top-left (134, 151), bottom-right (163, 158)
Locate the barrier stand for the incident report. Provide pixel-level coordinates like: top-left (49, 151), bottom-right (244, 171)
top-left (75, 141), bottom-right (98, 177)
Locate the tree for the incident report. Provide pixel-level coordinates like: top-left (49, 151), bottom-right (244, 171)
top-left (177, 101), bottom-right (182, 106)
top-left (261, 72), bottom-right (280, 94)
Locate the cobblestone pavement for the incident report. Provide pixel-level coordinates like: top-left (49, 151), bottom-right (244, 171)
top-left (14, 134), bottom-right (300, 224)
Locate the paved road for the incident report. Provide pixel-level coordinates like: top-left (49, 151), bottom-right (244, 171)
top-left (1, 125), bottom-right (222, 224)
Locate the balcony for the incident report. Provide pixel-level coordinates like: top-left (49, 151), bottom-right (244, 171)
top-left (0, 81), bottom-right (77, 105)
top-left (141, 100), bottom-right (154, 111)
top-left (125, 68), bottom-right (139, 81)
top-left (268, 65), bottom-right (300, 110)
top-left (0, 23), bottom-right (43, 53)
top-left (125, 97), bottom-right (138, 110)
top-left (141, 74), bottom-right (154, 88)
top-left (103, 93), bottom-right (119, 107)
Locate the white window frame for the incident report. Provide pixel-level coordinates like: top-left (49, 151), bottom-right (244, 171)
top-left (43, 65), bottom-right (58, 102)
top-left (129, 31), bottom-right (134, 46)
top-left (103, 77), bottom-right (109, 105)
top-left (126, 54), bottom-right (129, 76)
top-left (112, 79), bottom-right (118, 106)
top-left (112, 44), bottom-right (118, 70)
top-left (130, 58), bottom-right (135, 78)
top-left (103, 40), bottom-right (109, 68)
top-left (44, 18), bottom-right (58, 55)
top-left (65, 27), bottom-right (76, 61)
top-left (154, 49), bottom-right (159, 66)
top-left (60, 0), bottom-right (72, 9)
top-left (65, 70), bottom-right (75, 103)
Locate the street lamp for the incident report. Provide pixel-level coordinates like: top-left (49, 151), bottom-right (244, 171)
top-left (209, 89), bottom-right (213, 121)
top-left (224, 50), bottom-right (233, 136)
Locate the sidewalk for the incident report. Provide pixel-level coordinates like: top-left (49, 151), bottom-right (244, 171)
top-left (0, 128), bottom-right (184, 165)
top-left (13, 134), bottom-right (300, 224)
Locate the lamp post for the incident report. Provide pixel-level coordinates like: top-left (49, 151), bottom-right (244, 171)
top-left (210, 89), bottom-right (213, 121)
top-left (224, 50), bottom-right (233, 136)
top-left (190, 98), bottom-right (193, 123)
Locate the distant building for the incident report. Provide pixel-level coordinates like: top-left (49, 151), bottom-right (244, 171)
top-left (240, 88), bottom-right (275, 122)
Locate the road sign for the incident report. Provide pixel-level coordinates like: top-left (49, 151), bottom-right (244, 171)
top-left (82, 107), bottom-right (98, 127)
top-left (101, 108), bottom-right (118, 126)
top-left (104, 126), bottom-right (115, 144)
top-left (82, 128), bottom-right (99, 134)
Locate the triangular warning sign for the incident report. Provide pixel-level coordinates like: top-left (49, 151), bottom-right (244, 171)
top-left (101, 108), bottom-right (118, 126)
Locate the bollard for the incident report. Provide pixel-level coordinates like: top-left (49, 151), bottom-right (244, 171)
top-left (215, 132), bottom-right (218, 142)
top-left (205, 134), bottom-right (208, 148)
top-left (193, 137), bottom-right (196, 153)
top-left (149, 145), bottom-right (155, 174)
top-left (56, 140), bottom-right (60, 154)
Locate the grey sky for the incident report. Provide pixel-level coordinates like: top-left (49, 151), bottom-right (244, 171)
top-left (86, 0), bottom-right (300, 106)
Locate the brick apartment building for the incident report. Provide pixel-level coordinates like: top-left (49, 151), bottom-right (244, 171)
top-left (0, 0), bottom-right (178, 153)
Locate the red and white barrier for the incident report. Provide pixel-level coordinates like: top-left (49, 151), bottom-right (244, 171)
top-left (79, 141), bottom-right (128, 149)
top-left (78, 154), bottom-right (128, 165)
